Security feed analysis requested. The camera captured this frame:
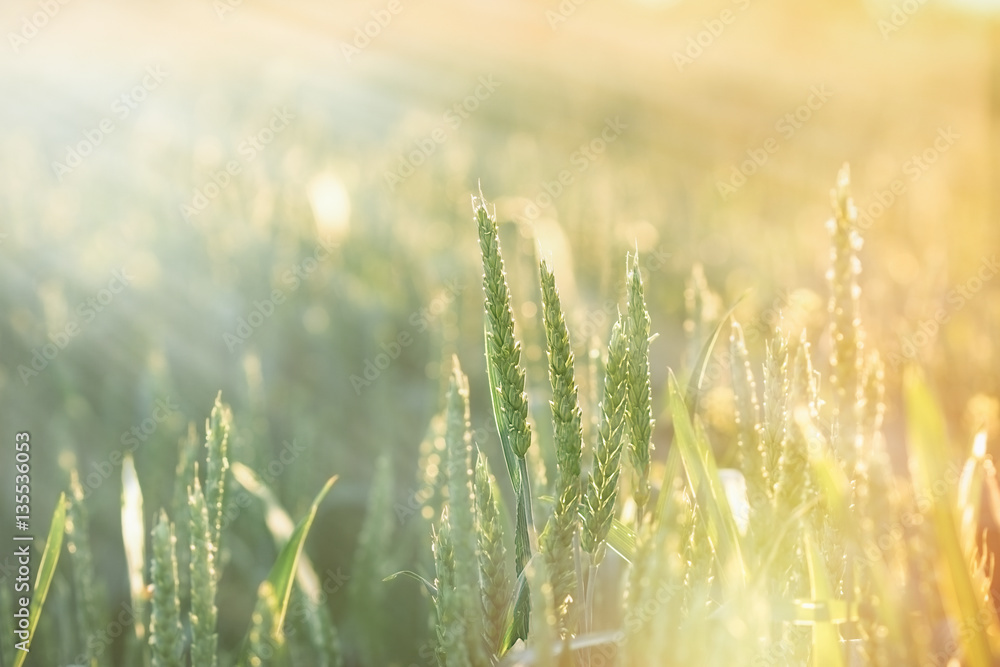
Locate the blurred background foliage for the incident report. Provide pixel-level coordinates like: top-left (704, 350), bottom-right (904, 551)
top-left (0, 0), bottom-right (998, 663)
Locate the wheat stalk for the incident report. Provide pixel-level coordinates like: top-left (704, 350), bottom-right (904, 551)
top-left (205, 393), bottom-right (232, 551)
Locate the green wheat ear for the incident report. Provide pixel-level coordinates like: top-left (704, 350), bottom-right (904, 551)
top-left (538, 258), bottom-right (583, 635)
top-left (475, 450), bottom-right (512, 657)
top-left (66, 470), bottom-right (104, 667)
top-left (432, 509), bottom-right (470, 667)
top-left (189, 471), bottom-right (218, 667)
top-left (475, 195), bottom-right (532, 461)
top-left (149, 510), bottom-right (183, 667)
top-left (474, 190), bottom-right (534, 644)
top-left (582, 316), bottom-right (629, 567)
top-left (444, 358), bottom-right (489, 664)
top-left (205, 393), bottom-right (232, 550)
top-left (625, 252), bottom-right (654, 525)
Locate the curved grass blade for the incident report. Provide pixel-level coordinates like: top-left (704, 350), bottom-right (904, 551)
top-left (237, 475), bottom-right (337, 666)
top-left (904, 368), bottom-right (1000, 665)
top-left (231, 462), bottom-right (321, 601)
top-left (605, 519), bottom-right (636, 564)
top-left (684, 294), bottom-right (747, 417)
top-left (13, 492), bottom-right (67, 667)
top-left (382, 570), bottom-right (437, 596)
top-left (804, 529), bottom-right (846, 667)
top-left (668, 371), bottom-right (745, 590)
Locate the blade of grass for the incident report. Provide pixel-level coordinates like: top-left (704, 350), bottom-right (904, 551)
top-left (803, 529), bottom-right (846, 667)
top-left (121, 454), bottom-right (147, 643)
top-left (231, 462), bottom-right (321, 602)
top-left (238, 475), bottom-right (337, 665)
top-left (904, 368), bottom-right (1000, 665)
top-left (13, 492), bottom-right (67, 667)
top-left (667, 371), bottom-right (745, 590)
top-left (684, 294), bottom-right (747, 417)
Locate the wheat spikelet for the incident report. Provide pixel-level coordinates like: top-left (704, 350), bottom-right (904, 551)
top-left (66, 470), bottom-right (105, 667)
top-left (760, 334), bottom-right (789, 500)
top-left (625, 252), bottom-right (654, 525)
top-left (475, 195), bottom-right (532, 460)
top-left (475, 451), bottom-right (511, 656)
top-left (537, 258), bottom-right (583, 635)
top-left (444, 359), bottom-right (489, 664)
top-left (149, 511), bottom-right (183, 667)
top-left (432, 509), bottom-right (471, 667)
top-left (205, 393), bottom-right (232, 550)
top-left (826, 163), bottom-right (864, 468)
top-left (188, 473), bottom-right (218, 667)
top-left (582, 317), bottom-right (629, 566)
top-left (730, 322), bottom-right (766, 516)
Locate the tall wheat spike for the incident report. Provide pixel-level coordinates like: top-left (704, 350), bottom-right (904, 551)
top-left (581, 317), bottom-right (629, 566)
top-left (537, 258), bottom-right (583, 636)
top-left (474, 192), bottom-right (534, 642)
top-left (149, 511), bottom-right (183, 667)
top-left (205, 394), bottom-right (232, 551)
top-left (475, 195), bottom-right (532, 462)
top-left (827, 163), bottom-right (864, 469)
top-left (625, 252), bottom-right (654, 525)
top-left (444, 358), bottom-right (489, 664)
top-left (189, 472), bottom-right (218, 667)
top-left (474, 450), bottom-right (512, 657)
